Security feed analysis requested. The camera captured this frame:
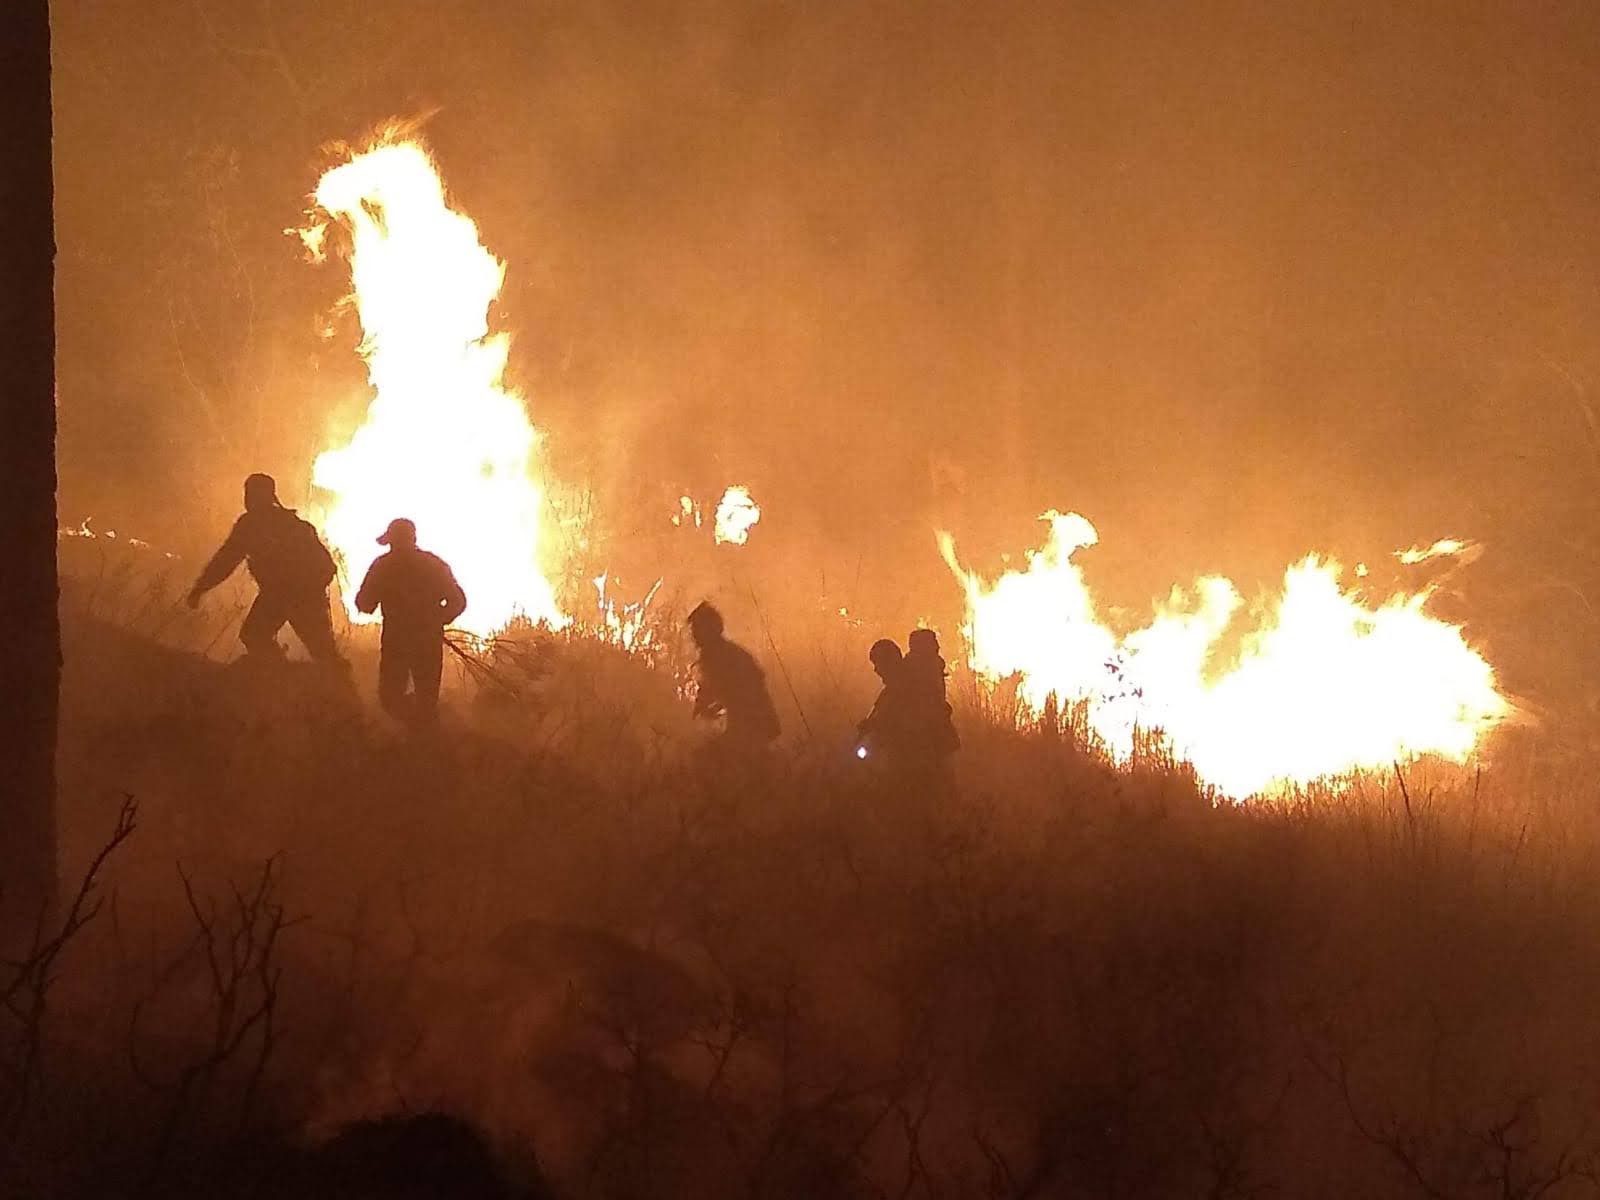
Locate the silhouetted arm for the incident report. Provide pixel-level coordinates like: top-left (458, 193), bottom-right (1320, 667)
top-left (439, 565), bottom-right (467, 625)
top-left (188, 518), bottom-right (248, 602)
top-left (353, 558), bottom-right (383, 615)
top-left (693, 662), bottom-right (723, 719)
top-left (857, 691), bottom-right (885, 736)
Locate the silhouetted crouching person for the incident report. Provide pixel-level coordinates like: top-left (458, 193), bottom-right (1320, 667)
top-left (354, 518), bottom-right (467, 725)
top-left (187, 473), bottom-right (341, 662)
top-left (687, 601), bottom-right (780, 753)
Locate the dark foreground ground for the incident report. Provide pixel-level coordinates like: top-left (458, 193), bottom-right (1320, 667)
top-left (7, 604), bottom-right (1600, 1199)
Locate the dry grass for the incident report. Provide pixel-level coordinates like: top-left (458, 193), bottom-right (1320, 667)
top-left (18, 556), bottom-right (1600, 1197)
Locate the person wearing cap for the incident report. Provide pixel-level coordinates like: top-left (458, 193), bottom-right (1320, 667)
top-left (686, 601), bottom-right (780, 751)
top-left (187, 473), bottom-right (340, 661)
top-left (354, 518), bottom-right (467, 725)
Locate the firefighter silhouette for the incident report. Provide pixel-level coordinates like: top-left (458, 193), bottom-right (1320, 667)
top-left (905, 628), bottom-right (959, 755)
top-left (354, 518), bottom-right (467, 725)
top-left (687, 601), bottom-right (780, 749)
top-left (187, 473), bottom-right (341, 662)
top-left (858, 633), bottom-right (959, 765)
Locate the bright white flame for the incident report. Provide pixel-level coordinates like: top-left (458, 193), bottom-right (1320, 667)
top-left (713, 486), bottom-right (761, 545)
top-left (941, 511), bottom-right (1511, 797)
top-left (1395, 537), bottom-right (1474, 565)
top-left (303, 137), bottom-right (565, 636)
top-left (671, 495), bottom-right (702, 529)
top-left (593, 573), bottom-right (663, 651)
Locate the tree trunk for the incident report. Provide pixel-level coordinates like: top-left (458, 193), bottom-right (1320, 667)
top-left (0, 0), bottom-right (59, 928)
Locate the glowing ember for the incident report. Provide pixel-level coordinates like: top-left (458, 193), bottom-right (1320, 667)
top-left (301, 136), bottom-right (565, 636)
top-left (59, 518), bottom-right (169, 556)
top-left (939, 511), bottom-right (1511, 797)
top-left (713, 485), bottom-right (761, 545)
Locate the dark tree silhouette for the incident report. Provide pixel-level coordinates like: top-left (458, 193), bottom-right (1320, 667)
top-left (0, 0), bottom-right (59, 926)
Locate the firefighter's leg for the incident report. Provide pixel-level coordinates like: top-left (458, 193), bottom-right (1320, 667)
top-left (239, 593), bottom-right (288, 656)
top-left (286, 593), bottom-right (341, 662)
top-left (377, 641), bottom-right (411, 720)
top-left (411, 635), bottom-right (445, 723)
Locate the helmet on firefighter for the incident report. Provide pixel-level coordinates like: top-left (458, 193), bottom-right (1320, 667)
top-left (686, 601), bottom-right (725, 640)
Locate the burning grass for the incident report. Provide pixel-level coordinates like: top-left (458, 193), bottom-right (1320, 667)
top-left (16, 577), bottom-right (1600, 1198)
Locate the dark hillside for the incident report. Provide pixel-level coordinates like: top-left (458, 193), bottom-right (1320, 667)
top-left (19, 601), bottom-right (1600, 1198)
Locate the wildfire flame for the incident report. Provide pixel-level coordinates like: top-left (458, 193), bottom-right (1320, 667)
top-left (593, 573), bottom-right (663, 652)
top-left (1395, 537), bottom-right (1478, 566)
top-left (714, 485), bottom-right (761, 545)
top-left (59, 517), bottom-right (168, 555)
top-left (940, 511), bottom-right (1511, 797)
top-left (671, 495), bottom-right (703, 528)
top-left (301, 135), bottom-right (565, 636)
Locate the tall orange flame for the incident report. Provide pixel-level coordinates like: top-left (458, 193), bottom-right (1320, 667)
top-left (940, 511), bottom-right (1511, 797)
top-left (302, 137), bottom-right (565, 636)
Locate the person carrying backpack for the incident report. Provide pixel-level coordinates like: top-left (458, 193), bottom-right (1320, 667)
top-left (905, 628), bottom-right (960, 756)
top-left (187, 473), bottom-right (342, 663)
top-left (858, 635), bottom-right (959, 780)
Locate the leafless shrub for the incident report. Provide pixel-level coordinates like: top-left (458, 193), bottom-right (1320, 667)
top-left (131, 855), bottom-right (297, 1190)
top-left (0, 794), bottom-right (138, 1139)
top-left (1307, 1039), bottom-right (1597, 1199)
